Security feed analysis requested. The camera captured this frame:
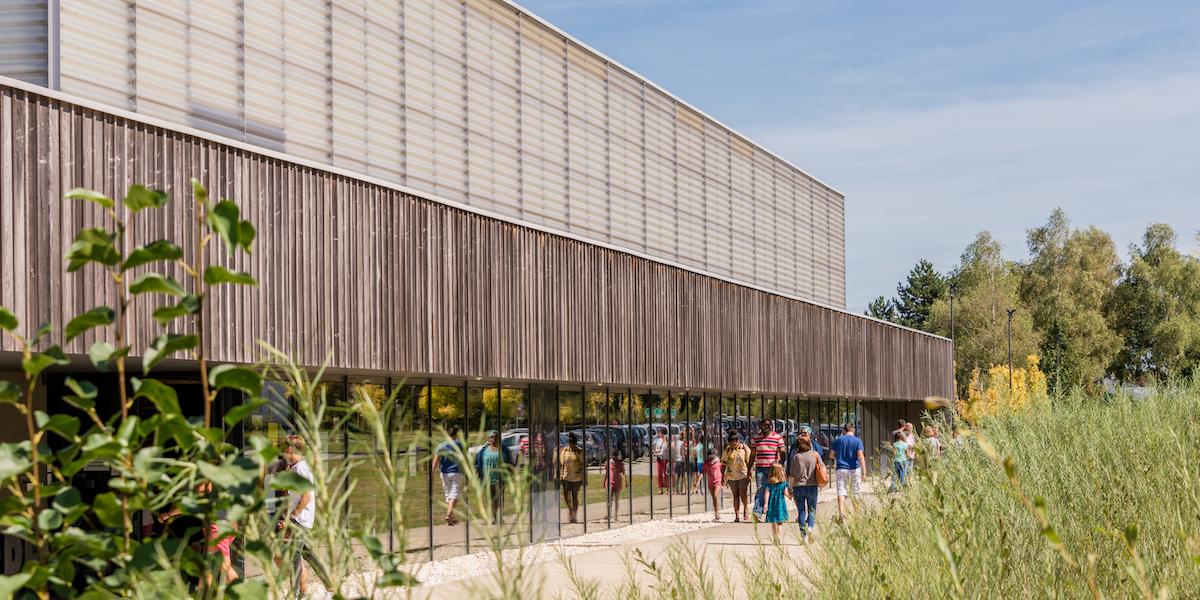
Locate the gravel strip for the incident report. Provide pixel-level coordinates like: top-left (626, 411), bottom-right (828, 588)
top-left (319, 511), bottom-right (725, 597)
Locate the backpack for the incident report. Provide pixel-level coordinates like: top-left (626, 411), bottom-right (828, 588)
top-left (813, 451), bottom-right (830, 487)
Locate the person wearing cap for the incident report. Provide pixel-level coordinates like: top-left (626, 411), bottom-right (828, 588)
top-left (720, 431), bottom-right (752, 522)
top-left (787, 426), bottom-right (824, 466)
top-left (474, 430), bottom-right (516, 524)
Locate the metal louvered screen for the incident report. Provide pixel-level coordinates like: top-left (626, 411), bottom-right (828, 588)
top-left (45, 0), bottom-right (847, 309)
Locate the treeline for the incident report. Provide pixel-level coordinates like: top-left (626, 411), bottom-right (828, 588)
top-left (867, 209), bottom-right (1200, 393)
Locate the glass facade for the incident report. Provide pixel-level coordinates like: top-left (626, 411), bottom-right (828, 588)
top-left (246, 376), bottom-right (909, 557)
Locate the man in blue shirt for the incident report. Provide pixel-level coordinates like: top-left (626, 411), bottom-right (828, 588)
top-left (432, 425), bottom-right (465, 526)
top-left (828, 422), bottom-right (866, 520)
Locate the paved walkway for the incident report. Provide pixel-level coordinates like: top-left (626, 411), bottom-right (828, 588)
top-left (406, 480), bottom-right (880, 600)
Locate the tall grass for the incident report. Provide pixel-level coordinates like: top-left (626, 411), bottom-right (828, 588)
top-left (814, 375), bottom-right (1200, 599)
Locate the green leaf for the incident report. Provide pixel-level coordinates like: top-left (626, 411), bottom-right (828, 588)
top-left (224, 398), bottom-right (269, 427)
top-left (207, 200), bottom-right (242, 256)
top-left (121, 184), bottom-right (169, 214)
top-left (238, 221), bottom-right (256, 254)
top-left (225, 579), bottom-right (268, 600)
top-left (63, 188), bottom-right (114, 208)
top-left (0, 443), bottom-right (32, 482)
top-left (355, 534), bottom-right (385, 559)
top-left (247, 434), bottom-right (279, 465)
top-left (208, 364), bottom-right (262, 397)
top-left (196, 456), bottom-right (260, 490)
top-left (88, 342), bottom-right (130, 372)
top-left (30, 322), bottom-right (52, 346)
top-left (203, 265), bottom-right (257, 287)
top-left (52, 487), bottom-right (82, 513)
top-left (37, 508), bottom-right (63, 530)
top-left (121, 240), bottom-right (183, 271)
top-left (269, 471), bottom-right (315, 494)
top-left (64, 377), bottom-right (98, 401)
top-left (129, 273), bottom-right (187, 297)
top-left (35, 411), bottom-right (80, 441)
top-left (191, 178), bottom-right (209, 209)
top-left (65, 307), bottom-right (115, 342)
top-left (376, 571), bottom-right (421, 588)
top-left (22, 346), bottom-right (69, 378)
top-left (131, 378), bottom-right (181, 416)
top-left (64, 228), bottom-right (120, 272)
top-left (142, 333), bottom-right (199, 374)
top-left (0, 573), bottom-right (32, 598)
top-left (0, 306), bottom-right (17, 331)
top-left (151, 294), bottom-right (200, 326)
top-left (0, 381), bottom-right (21, 404)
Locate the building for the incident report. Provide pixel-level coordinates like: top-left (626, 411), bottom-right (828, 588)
top-left (0, 0), bottom-right (951, 572)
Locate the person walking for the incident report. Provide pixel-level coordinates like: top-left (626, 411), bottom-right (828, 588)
top-left (703, 448), bottom-right (723, 521)
top-left (763, 462), bottom-right (792, 541)
top-left (721, 431), bottom-right (752, 522)
top-left (749, 421), bottom-right (785, 522)
top-left (604, 449), bottom-right (625, 519)
top-left (432, 425), bottom-right (464, 526)
top-left (924, 425), bottom-right (943, 457)
top-left (672, 430), bottom-right (686, 494)
top-left (559, 432), bottom-right (586, 523)
top-left (276, 435), bottom-right (333, 600)
top-left (653, 428), bottom-right (670, 495)
top-left (787, 436), bottom-right (820, 537)
top-left (787, 426), bottom-right (824, 469)
top-left (889, 431), bottom-right (908, 493)
top-left (902, 422), bottom-right (917, 468)
top-left (691, 432), bottom-right (706, 494)
top-left (474, 430), bottom-right (515, 524)
top-left (828, 422), bottom-right (866, 520)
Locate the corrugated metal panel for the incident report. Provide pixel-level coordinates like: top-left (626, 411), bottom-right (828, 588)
top-left (60, 0), bottom-right (134, 110)
top-left (465, 0), bottom-right (520, 218)
top-left (607, 65), bottom-right (644, 251)
top-left (828, 189), bottom-right (846, 308)
top-left (331, 0), bottom-right (369, 172)
top-left (42, 0), bottom-right (847, 308)
top-left (752, 150), bottom-right (777, 288)
top-left (794, 172), bottom-right (814, 300)
top-left (565, 42), bottom-right (608, 241)
top-left (703, 119), bottom-right (732, 278)
top-left (643, 85), bottom-right (676, 261)
top-left (675, 105), bottom-right (704, 270)
top-left (730, 135), bottom-right (754, 286)
top-left (363, 0), bottom-right (405, 182)
top-left (0, 0), bottom-right (49, 86)
top-left (519, 16), bottom-right (568, 229)
top-left (811, 182), bottom-right (831, 305)
top-left (775, 165), bottom-right (797, 295)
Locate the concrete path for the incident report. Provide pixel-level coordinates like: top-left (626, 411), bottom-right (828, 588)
top-left (407, 480), bottom-right (881, 600)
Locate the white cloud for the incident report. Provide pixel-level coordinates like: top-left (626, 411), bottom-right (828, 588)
top-left (753, 72), bottom-right (1200, 311)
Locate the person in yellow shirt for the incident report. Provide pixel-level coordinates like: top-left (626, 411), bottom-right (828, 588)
top-left (559, 432), bottom-right (586, 523)
top-left (721, 431), bottom-right (752, 522)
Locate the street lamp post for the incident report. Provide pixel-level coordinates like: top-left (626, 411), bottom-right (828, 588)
top-left (949, 282), bottom-right (958, 400)
top-left (1055, 331), bottom-right (1062, 397)
top-left (1006, 309), bottom-right (1017, 391)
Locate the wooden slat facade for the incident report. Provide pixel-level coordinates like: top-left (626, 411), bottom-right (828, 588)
top-left (0, 82), bottom-right (952, 401)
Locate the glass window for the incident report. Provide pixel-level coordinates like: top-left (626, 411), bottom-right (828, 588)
top-left (631, 393), bottom-right (654, 525)
top-left (559, 390), bottom-right (585, 537)
top-left (430, 384), bottom-right (467, 559)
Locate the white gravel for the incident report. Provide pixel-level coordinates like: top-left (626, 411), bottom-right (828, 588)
top-left (322, 511), bottom-right (725, 597)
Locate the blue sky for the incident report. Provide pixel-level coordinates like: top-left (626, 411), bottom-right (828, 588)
top-left (515, 0), bottom-right (1200, 312)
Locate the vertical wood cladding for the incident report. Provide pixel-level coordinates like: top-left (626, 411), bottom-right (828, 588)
top-left (0, 84), bottom-right (952, 400)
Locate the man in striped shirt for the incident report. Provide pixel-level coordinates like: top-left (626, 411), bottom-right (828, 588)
top-left (749, 420), bottom-right (785, 522)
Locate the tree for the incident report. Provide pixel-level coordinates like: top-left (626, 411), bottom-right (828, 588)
top-left (866, 296), bottom-right (898, 322)
top-left (1019, 208), bottom-right (1123, 388)
top-left (895, 259), bottom-right (948, 330)
top-left (929, 231), bottom-right (1038, 398)
top-left (1107, 223), bottom-right (1200, 381)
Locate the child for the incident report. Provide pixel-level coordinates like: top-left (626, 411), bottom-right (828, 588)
top-left (703, 449), bottom-right (724, 522)
top-left (605, 450), bottom-right (625, 519)
top-left (764, 462), bottom-right (792, 540)
top-left (890, 431), bottom-right (908, 493)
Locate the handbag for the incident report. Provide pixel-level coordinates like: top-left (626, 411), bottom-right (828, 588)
top-left (813, 450), bottom-right (830, 487)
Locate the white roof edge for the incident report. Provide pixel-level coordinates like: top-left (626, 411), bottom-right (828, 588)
top-left (498, 0), bottom-right (846, 199)
top-left (0, 75), bottom-right (944, 342)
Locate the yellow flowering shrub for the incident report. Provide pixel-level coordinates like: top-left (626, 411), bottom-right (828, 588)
top-left (958, 355), bottom-right (1049, 422)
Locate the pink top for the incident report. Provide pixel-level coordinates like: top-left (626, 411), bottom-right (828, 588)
top-left (605, 459), bottom-right (625, 489)
top-left (703, 458), bottom-right (723, 488)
